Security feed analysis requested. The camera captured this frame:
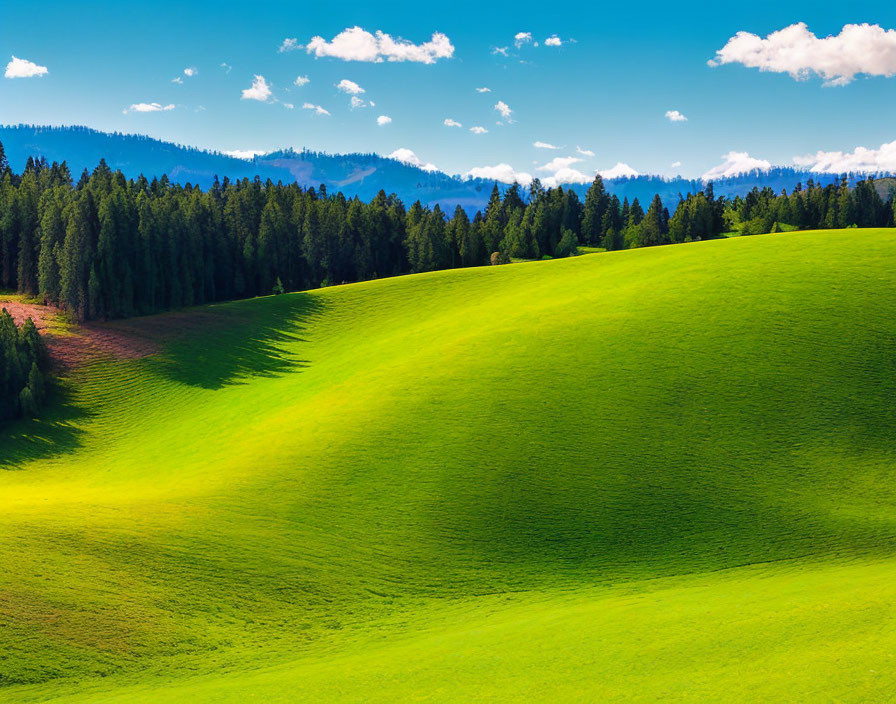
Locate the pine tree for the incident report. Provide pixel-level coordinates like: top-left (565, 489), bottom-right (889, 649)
top-left (581, 176), bottom-right (608, 245)
top-left (640, 194), bottom-right (668, 247)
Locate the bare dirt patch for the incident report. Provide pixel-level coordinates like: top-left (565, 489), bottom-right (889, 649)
top-left (1, 300), bottom-right (160, 369)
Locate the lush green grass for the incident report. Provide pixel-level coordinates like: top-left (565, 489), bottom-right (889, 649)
top-left (2, 229), bottom-right (895, 702)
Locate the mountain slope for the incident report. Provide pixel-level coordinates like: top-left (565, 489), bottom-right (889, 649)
top-left (0, 124), bottom-right (862, 211)
top-left (2, 229), bottom-right (895, 701)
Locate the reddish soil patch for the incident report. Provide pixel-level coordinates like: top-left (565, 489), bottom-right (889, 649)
top-left (1, 300), bottom-right (160, 369)
top-left (0, 301), bottom-right (61, 332)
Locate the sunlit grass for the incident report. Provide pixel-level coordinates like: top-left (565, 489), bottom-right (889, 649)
top-left (2, 229), bottom-right (895, 702)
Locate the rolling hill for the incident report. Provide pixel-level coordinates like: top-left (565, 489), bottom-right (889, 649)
top-left (2, 228), bottom-right (896, 702)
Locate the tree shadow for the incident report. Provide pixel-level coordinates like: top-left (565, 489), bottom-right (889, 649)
top-left (144, 292), bottom-right (324, 390)
top-left (0, 383), bottom-right (92, 470)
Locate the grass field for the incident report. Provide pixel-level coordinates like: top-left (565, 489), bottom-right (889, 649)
top-left (2, 229), bottom-right (895, 702)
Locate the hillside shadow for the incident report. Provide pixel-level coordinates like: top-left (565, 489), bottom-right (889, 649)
top-left (0, 384), bottom-right (92, 470)
top-left (146, 293), bottom-right (324, 390)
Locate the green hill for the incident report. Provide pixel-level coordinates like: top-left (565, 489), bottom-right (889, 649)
top-left (2, 229), bottom-right (896, 702)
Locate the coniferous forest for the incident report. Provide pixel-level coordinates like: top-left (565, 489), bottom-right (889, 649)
top-left (0, 310), bottom-right (49, 422)
top-left (1, 139), bottom-right (894, 323)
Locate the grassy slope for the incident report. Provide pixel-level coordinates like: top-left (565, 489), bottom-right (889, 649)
top-left (2, 229), bottom-right (895, 701)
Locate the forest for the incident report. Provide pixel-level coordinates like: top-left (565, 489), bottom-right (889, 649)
top-left (1, 139), bottom-right (894, 322)
top-left (0, 310), bottom-right (49, 422)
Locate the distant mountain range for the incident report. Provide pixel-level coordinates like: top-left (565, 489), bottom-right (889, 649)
top-left (2, 125), bottom-right (891, 212)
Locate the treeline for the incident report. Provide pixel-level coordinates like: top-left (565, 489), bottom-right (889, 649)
top-left (1, 138), bottom-right (894, 322)
top-left (723, 179), bottom-right (895, 235)
top-left (0, 311), bottom-right (49, 422)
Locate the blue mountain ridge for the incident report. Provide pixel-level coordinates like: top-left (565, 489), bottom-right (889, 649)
top-left (2, 124), bottom-right (888, 213)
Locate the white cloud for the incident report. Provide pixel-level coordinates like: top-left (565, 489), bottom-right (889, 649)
top-left (492, 47), bottom-right (510, 57)
top-left (220, 62), bottom-right (232, 73)
top-left (599, 162), bottom-right (640, 179)
top-left (282, 102), bottom-right (294, 109)
top-left (545, 36), bottom-right (562, 47)
top-left (336, 78), bottom-right (365, 94)
top-left (241, 75), bottom-right (273, 101)
top-left (494, 100), bottom-right (512, 120)
top-left (543, 168), bottom-right (591, 187)
top-left (475, 86), bottom-right (491, 93)
top-left (709, 22), bottom-right (896, 86)
top-left (444, 118), bottom-right (462, 127)
top-left (389, 148), bottom-right (439, 172)
top-left (464, 164), bottom-right (533, 185)
top-left (5, 56), bottom-right (48, 78)
top-left (279, 38), bottom-right (300, 53)
top-left (294, 75), bottom-right (310, 87)
top-left (184, 67), bottom-right (197, 77)
top-left (538, 156), bottom-right (583, 173)
top-left (515, 32), bottom-right (533, 48)
top-left (302, 102), bottom-right (330, 116)
top-left (536, 156), bottom-right (593, 186)
top-left (793, 139), bottom-right (896, 173)
top-left (377, 115), bottom-right (392, 126)
top-left (350, 96), bottom-right (369, 109)
top-left (701, 152), bottom-right (771, 180)
top-left (665, 109), bottom-right (687, 122)
top-left (172, 77), bottom-right (183, 84)
top-left (470, 126), bottom-right (488, 134)
top-left (534, 141), bottom-right (560, 150)
top-left (223, 149), bottom-right (266, 160)
top-left (305, 27), bottom-right (454, 64)
top-left (576, 146), bottom-right (595, 157)
top-left (124, 102), bottom-right (175, 113)
top-left (671, 161), bottom-right (682, 169)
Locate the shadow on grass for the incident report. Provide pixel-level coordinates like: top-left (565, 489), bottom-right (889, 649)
top-left (0, 383), bottom-right (92, 470)
top-left (147, 292), bottom-right (324, 390)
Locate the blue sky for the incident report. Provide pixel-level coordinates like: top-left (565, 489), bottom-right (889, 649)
top-left (2, 0), bottom-right (896, 181)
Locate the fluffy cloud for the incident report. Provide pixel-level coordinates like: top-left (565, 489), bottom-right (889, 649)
top-left (709, 22), bottom-right (896, 86)
top-left (223, 149), bottom-right (267, 160)
top-left (5, 56), bottom-right (48, 78)
top-left (389, 148), bottom-right (439, 172)
top-left (665, 109), bottom-right (687, 122)
top-left (279, 38), bottom-right (300, 53)
top-left (515, 32), bottom-right (533, 48)
top-left (475, 87), bottom-right (491, 93)
top-left (494, 101), bottom-right (512, 120)
top-left (464, 164), bottom-right (533, 185)
top-left (305, 27), bottom-right (453, 64)
top-left (492, 47), bottom-right (510, 57)
top-left (599, 162), bottom-right (640, 179)
top-left (124, 102), bottom-right (175, 113)
top-left (350, 96), bottom-right (370, 109)
top-left (336, 78), bottom-right (364, 94)
top-left (671, 161), bottom-right (682, 169)
top-left (469, 126), bottom-right (488, 134)
top-left (377, 115), bottom-right (392, 126)
top-left (544, 169), bottom-right (591, 186)
top-left (302, 102), bottom-right (330, 116)
top-left (536, 156), bottom-right (589, 186)
top-left (534, 141), bottom-right (560, 150)
top-left (544, 36), bottom-right (562, 47)
top-left (184, 67), bottom-right (197, 77)
top-left (576, 146), bottom-right (595, 157)
top-left (444, 118), bottom-right (462, 127)
top-left (294, 75), bottom-right (310, 87)
top-left (241, 75), bottom-right (273, 101)
top-left (793, 139), bottom-right (896, 173)
top-left (538, 156), bottom-right (582, 173)
top-left (172, 77), bottom-right (183, 84)
top-left (701, 152), bottom-right (771, 180)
